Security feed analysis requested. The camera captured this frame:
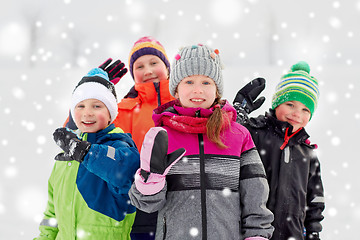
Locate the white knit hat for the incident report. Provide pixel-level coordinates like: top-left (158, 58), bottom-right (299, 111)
top-left (71, 68), bottom-right (118, 123)
top-left (169, 44), bottom-right (224, 97)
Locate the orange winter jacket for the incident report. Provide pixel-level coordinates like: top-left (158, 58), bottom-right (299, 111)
top-left (113, 80), bottom-right (174, 151)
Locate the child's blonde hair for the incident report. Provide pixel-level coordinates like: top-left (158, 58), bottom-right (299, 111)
top-left (206, 92), bottom-right (229, 149)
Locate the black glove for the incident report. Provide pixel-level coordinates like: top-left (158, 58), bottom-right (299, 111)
top-left (53, 128), bottom-right (91, 163)
top-left (99, 58), bottom-right (128, 85)
top-left (54, 152), bottom-right (72, 161)
top-left (233, 77), bottom-right (266, 114)
top-left (306, 232), bottom-right (320, 240)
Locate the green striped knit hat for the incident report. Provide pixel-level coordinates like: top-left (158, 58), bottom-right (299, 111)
top-left (271, 61), bottom-right (319, 118)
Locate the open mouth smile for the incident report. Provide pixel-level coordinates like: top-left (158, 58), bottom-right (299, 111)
top-left (82, 121), bottom-right (96, 125)
top-left (191, 98), bottom-right (205, 102)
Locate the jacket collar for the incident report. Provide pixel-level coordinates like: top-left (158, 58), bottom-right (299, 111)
top-left (119, 80), bottom-right (174, 110)
top-left (134, 81), bottom-right (158, 103)
top-left (80, 124), bottom-right (115, 143)
top-left (266, 109), bottom-right (310, 145)
top-left (152, 99), bottom-right (237, 126)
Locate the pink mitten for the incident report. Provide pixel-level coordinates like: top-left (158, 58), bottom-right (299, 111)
top-left (135, 127), bottom-right (185, 195)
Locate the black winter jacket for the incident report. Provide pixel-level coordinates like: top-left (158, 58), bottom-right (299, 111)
top-left (243, 109), bottom-right (325, 240)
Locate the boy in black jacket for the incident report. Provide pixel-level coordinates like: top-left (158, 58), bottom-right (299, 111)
top-left (233, 61), bottom-right (325, 240)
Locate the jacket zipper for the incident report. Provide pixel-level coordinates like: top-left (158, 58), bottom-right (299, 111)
top-left (198, 133), bottom-right (207, 240)
top-left (195, 110), bottom-right (207, 240)
top-left (280, 127), bottom-right (302, 150)
top-left (284, 146), bottom-right (290, 163)
top-left (154, 82), bottom-right (162, 106)
top-left (162, 216), bottom-right (167, 240)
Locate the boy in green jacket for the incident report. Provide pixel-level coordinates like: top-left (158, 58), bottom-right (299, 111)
top-left (34, 68), bottom-right (140, 239)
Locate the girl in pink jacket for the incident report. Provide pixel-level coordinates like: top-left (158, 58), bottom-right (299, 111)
top-left (129, 44), bottom-right (274, 240)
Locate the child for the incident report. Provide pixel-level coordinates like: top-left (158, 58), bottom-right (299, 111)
top-left (113, 36), bottom-right (175, 151)
top-left (233, 61), bottom-right (325, 240)
top-left (129, 44), bottom-right (274, 240)
top-left (64, 36), bottom-right (175, 239)
top-left (114, 36), bottom-right (174, 240)
top-left (34, 68), bottom-right (140, 239)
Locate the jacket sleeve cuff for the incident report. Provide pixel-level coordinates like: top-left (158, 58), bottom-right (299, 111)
top-left (134, 168), bottom-right (166, 195)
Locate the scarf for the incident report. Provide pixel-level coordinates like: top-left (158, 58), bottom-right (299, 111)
top-left (161, 114), bottom-right (208, 133)
top-left (160, 107), bottom-right (234, 134)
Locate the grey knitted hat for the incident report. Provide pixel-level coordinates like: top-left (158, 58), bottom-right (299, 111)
top-left (169, 44), bottom-right (223, 97)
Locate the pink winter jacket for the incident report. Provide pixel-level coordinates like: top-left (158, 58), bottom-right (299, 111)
top-left (129, 100), bottom-right (274, 240)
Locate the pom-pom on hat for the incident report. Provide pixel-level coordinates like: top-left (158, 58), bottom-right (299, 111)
top-left (169, 44), bottom-right (224, 97)
top-left (71, 68), bottom-right (118, 123)
top-left (128, 36), bottom-right (170, 79)
top-left (271, 61), bottom-right (320, 118)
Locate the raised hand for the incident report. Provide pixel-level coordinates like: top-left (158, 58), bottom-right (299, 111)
top-left (233, 77), bottom-right (266, 114)
top-left (99, 58), bottom-right (128, 85)
top-left (53, 128), bottom-right (91, 162)
top-left (135, 127), bottom-right (186, 195)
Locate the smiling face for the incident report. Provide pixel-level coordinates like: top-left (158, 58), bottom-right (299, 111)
top-left (175, 75), bottom-right (217, 109)
top-left (133, 55), bottom-right (169, 84)
top-left (73, 99), bottom-right (111, 133)
top-left (275, 100), bottom-right (311, 132)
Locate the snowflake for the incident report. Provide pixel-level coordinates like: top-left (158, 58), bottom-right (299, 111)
top-left (328, 207), bottom-right (337, 217)
top-left (222, 188), bottom-right (231, 197)
top-left (189, 227), bottom-right (199, 237)
top-left (48, 218), bottom-right (58, 227)
top-left (331, 136), bottom-right (341, 146)
top-left (5, 166), bottom-right (18, 178)
top-left (37, 135), bottom-right (47, 145)
top-left (12, 87), bottom-right (25, 100)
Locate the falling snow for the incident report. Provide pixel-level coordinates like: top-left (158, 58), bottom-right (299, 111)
top-left (189, 227), bottom-right (199, 237)
top-left (1, 0), bottom-right (359, 239)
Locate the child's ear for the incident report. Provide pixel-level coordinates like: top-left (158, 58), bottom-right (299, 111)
top-left (167, 67), bottom-right (170, 80)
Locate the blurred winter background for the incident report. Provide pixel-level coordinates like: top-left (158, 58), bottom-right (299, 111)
top-left (0, 0), bottom-right (359, 239)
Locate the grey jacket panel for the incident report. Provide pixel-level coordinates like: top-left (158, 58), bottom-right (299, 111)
top-left (239, 150), bottom-right (274, 238)
top-left (129, 150), bottom-right (274, 240)
top-left (156, 190), bottom-right (240, 240)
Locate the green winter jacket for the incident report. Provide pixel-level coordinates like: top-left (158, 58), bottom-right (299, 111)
top-left (34, 125), bottom-right (140, 239)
